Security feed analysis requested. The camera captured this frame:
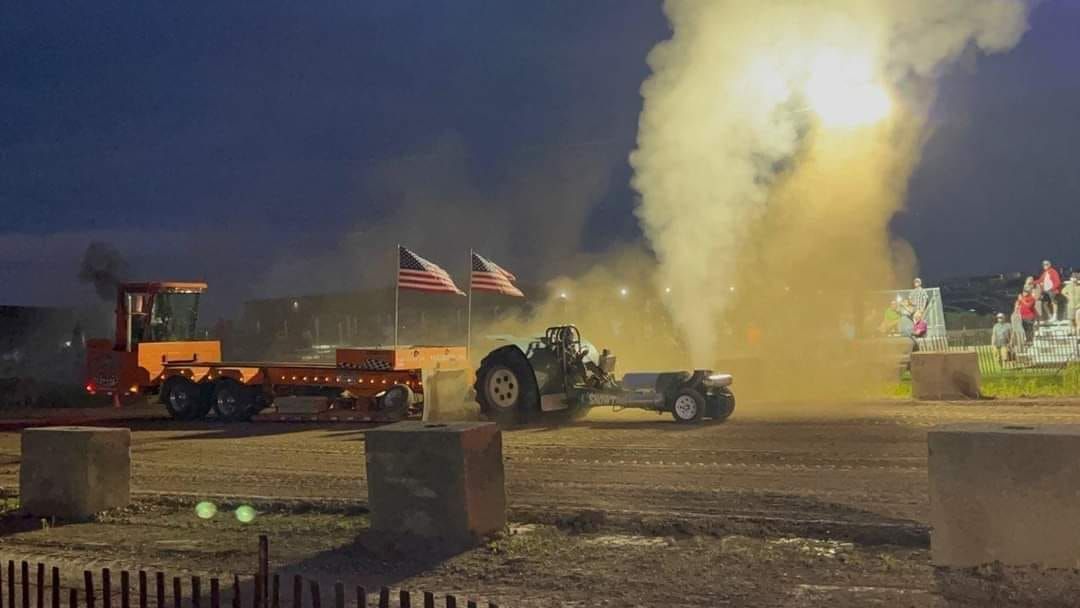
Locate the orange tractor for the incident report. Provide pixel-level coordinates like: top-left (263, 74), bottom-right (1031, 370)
top-left (85, 281), bottom-right (466, 421)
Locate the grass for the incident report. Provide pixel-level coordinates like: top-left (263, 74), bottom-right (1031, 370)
top-left (885, 365), bottom-right (1080, 399)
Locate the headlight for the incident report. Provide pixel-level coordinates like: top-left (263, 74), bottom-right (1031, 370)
top-left (705, 373), bottom-right (733, 387)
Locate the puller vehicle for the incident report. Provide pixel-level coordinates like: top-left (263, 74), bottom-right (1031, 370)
top-left (85, 281), bottom-right (465, 421)
top-left (474, 325), bottom-right (735, 426)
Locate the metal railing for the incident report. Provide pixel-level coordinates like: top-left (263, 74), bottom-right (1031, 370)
top-left (946, 322), bottom-right (1080, 376)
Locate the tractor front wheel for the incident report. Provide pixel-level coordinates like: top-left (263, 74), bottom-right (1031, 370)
top-left (671, 388), bottom-right (705, 424)
top-left (474, 347), bottom-right (539, 428)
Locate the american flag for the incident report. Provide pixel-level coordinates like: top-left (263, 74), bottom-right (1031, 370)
top-left (398, 246), bottom-right (465, 295)
top-left (471, 252), bottom-right (524, 297)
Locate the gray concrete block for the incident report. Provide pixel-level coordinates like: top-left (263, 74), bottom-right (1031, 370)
top-left (365, 421), bottom-right (504, 546)
top-left (929, 424), bottom-right (1080, 568)
top-left (911, 351), bottom-right (980, 400)
top-left (20, 426), bottom-right (131, 519)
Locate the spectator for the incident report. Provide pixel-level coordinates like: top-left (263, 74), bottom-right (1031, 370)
top-left (1020, 275), bottom-right (1040, 319)
top-left (912, 310), bottom-right (928, 338)
top-left (879, 300), bottom-right (901, 335)
top-left (909, 277), bottom-right (931, 316)
top-left (1010, 294), bottom-right (1027, 351)
top-left (1038, 260), bottom-right (1063, 320)
top-left (1030, 280), bottom-right (1045, 321)
top-left (992, 312), bottom-right (1012, 365)
top-left (1063, 272), bottom-right (1080, 330)
top-left (1018, 290), bottom-right (1038, 342)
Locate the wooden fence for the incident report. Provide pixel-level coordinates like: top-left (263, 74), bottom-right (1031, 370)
top-left (0, 537), bottom-right (501, 608)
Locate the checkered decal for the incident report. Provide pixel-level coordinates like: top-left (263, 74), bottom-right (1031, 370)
top-left (339, 359), bottom-right (393, 371)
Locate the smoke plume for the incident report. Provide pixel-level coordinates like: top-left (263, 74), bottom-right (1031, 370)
top-left (630, 0), bottom-right (1030, 396)
top-left (78, 241), bottom-right (129, 301)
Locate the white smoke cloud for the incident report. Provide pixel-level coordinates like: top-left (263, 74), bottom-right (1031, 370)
top-left (631, 0), bottom-right (1032, 365)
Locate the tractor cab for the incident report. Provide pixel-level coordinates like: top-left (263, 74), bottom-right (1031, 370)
top-left (114, 282), bottom-right (205, 351)
top-left (86, 282), bottom-right (221, 400)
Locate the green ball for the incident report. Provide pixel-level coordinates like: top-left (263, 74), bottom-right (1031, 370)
top-left (235, 505), bottom-right (257, 524)
top-left (195, 501), bottom-right (217, 519)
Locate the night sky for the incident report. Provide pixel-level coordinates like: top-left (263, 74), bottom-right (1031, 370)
top-left (2, 1), bottom-right (1077, 319)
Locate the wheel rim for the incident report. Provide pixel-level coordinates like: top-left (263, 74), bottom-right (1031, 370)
top-left (485, 367), bottom-right (519, 409)
top-left (169, 386), bottom-right (194, 413)
top-left (674, 394), bottom-right (698, 419)
top-left (216, 385), bottom-right (246, 417)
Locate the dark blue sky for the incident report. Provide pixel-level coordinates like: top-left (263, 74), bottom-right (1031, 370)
top-left (2, 1), bottom-right (1077, 317)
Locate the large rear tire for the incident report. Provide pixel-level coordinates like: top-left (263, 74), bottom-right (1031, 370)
top-left (474, 346), bottom-right (539, 428)
top-left (161, 377), bottom-right (207, 421)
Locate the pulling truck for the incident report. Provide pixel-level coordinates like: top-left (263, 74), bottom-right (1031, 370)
top-left (85, 281), bottom-right (466, 421)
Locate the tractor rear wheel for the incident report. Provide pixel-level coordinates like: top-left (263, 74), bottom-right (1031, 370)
top-left (474, 347), bottom-right (539, 428)
top-left (161, 377), bottom-right (207, 421)
top-left (671, 388), bottom-right (705, 423)
top-left (213, 378), bottom-right (257, 422)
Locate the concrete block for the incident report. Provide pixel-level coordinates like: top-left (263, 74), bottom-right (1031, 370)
top-left (20, 426), bottom-right (131, 519)
top-left (365, 421), bottom-right (504, 546)
top-left (929, 424), bottom-right (1080, 568)
top-left (911, 351), bottom-right (980, 400)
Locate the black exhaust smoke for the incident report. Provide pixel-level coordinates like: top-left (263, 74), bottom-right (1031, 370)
top-left (78, 241), bottom-right (129, 300)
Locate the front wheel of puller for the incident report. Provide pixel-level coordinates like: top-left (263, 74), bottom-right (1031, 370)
top-left (671, 388), bottom-right (706, 424)
top-left (213, 378), bottom-right (256, 422)
top-left (376, 384), bottom-right (413, 421)
top-left (161, 376), bottom-right (207, 421)
top-left (706, 388), bottom-right (736, 423)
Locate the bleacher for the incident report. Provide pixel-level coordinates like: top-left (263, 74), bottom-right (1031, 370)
top-left (1021, 320), bottom-right (1080, 367)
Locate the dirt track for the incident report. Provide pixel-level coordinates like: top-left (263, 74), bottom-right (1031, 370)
top-left (2, 399), bottom-right (1080, 607)
top-left (2, 399), bottom-right (1078, 531)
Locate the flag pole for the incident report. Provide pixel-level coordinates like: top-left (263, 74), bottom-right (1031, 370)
top-left (393, 244), bottom-right (400, 350)
top-left (466, 249), bottom-right (473, 362)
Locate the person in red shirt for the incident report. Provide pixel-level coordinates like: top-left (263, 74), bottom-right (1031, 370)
top-left (1017, 290), bottom-right (1038, 341)
top-left (1038, 260), bottom-right (1063, 320)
